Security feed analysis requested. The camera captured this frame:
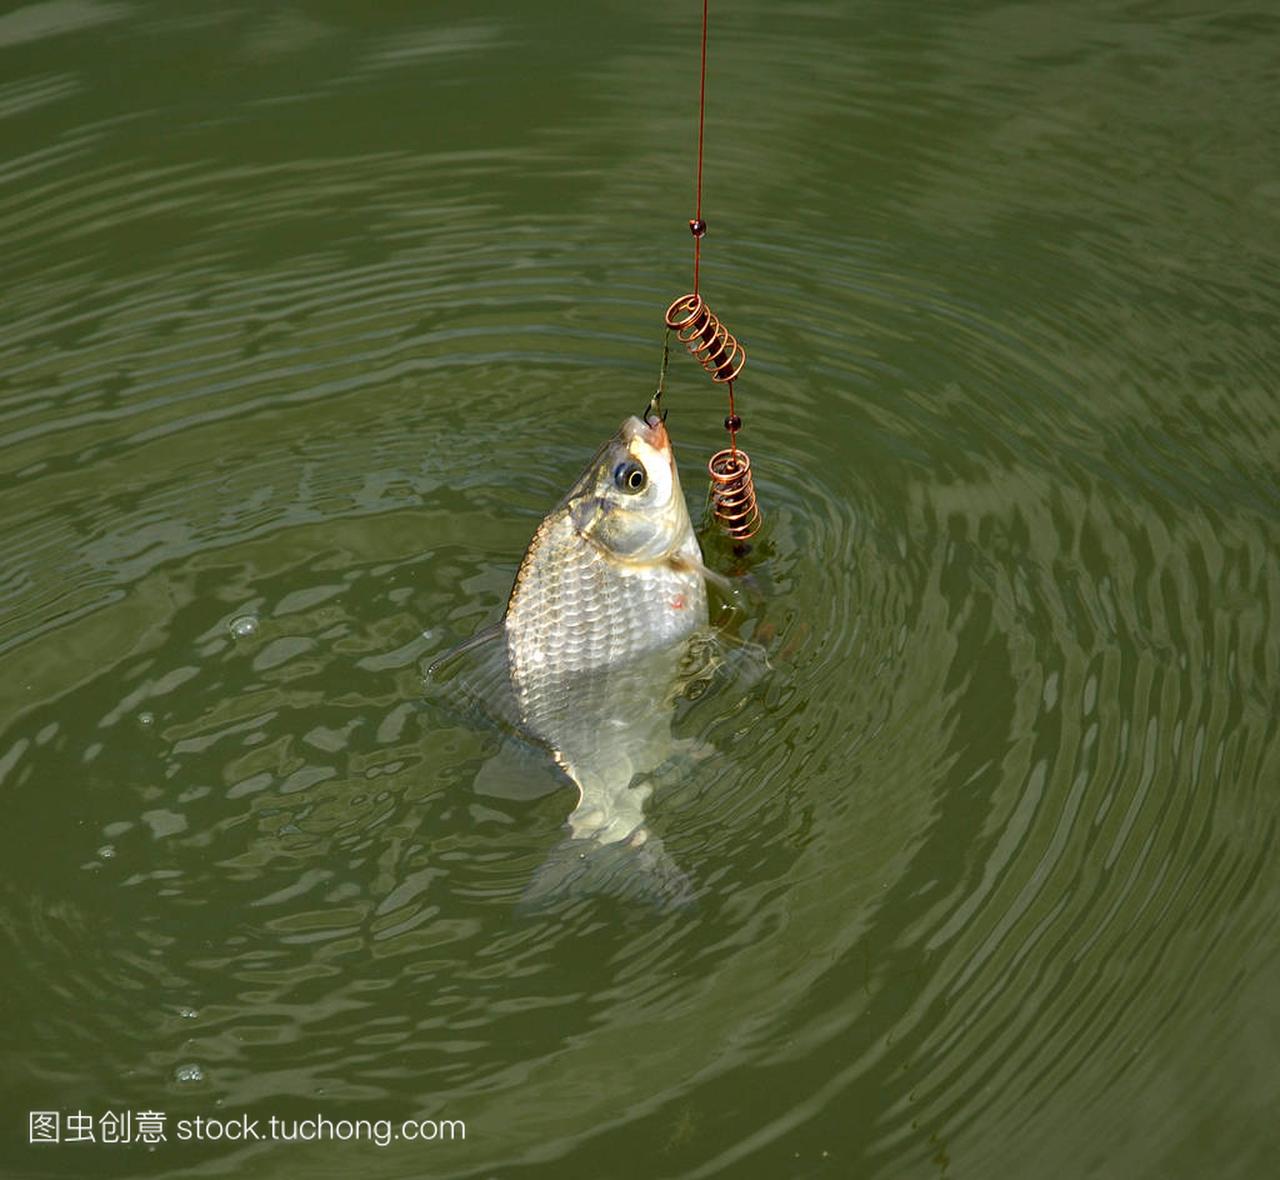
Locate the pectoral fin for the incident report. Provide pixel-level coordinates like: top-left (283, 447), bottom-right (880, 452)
top-left (668, 552), bottom-right (735, 596)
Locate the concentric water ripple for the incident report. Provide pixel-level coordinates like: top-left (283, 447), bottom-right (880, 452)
top-left (1, 2), bottom-right (1278, 1178)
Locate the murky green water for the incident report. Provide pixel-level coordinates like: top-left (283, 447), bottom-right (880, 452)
top-left (3, 1), bottom-right (1278, 1177)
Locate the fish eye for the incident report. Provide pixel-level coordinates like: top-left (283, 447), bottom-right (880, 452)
top-left (613, 460), bottom-right (647, 493)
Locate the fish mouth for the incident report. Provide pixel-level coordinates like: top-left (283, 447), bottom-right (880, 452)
top-left (623, 414), bottom-right (671, 458)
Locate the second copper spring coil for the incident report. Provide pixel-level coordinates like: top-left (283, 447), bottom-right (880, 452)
top-left (707, 447), bottom-right (761, 540)
top-left (664, 293), bottom-right (746, 384)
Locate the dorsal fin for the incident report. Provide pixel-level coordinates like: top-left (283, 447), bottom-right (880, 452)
top-left (423, 622), bottom-right (524, 736)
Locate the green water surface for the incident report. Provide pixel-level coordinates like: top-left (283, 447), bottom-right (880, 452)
top-left (1, 1), bottom-right (1277, 1177)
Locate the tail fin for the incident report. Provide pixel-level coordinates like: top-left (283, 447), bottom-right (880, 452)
top-left (516, 830), bottom-right (696, 914)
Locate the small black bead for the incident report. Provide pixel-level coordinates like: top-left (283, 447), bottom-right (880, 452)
top-left (689, 218), bottom-right (707, 238)
top-left (724, 414), bottom-right (742, 432)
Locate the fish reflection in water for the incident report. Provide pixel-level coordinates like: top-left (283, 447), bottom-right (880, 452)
top-left (428, 409), bottom-right (735, 908)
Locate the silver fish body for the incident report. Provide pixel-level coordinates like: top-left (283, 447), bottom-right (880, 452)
top-left (503, 414), bottom-right (708, 848)
top-left (429, 411), bottom-right (713, 905)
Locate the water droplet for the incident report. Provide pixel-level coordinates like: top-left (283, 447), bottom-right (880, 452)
top-left (174, 1063), bottom-right (204, 1084)
top-left (229, 615), bottom-right (258, 639)
top-left (97, 844), bottom-right (116, 859)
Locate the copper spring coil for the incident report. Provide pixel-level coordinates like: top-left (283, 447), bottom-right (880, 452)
top-left (664, 293), bottom-right (746, 384)
top-left (707, 447), bottom-right (761, 540)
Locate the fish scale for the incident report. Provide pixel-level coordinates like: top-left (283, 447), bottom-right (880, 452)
top-left (506, 512), bottom-right (703, 687)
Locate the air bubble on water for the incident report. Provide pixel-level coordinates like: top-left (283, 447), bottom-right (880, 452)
top-left (229, 615), bottom-right (259, 639)
top-left (138, 711), bottom-right (155, 727)
top-left (178, 1006), bottom-right (199, 1020)
top-left (97, 844), bottom-right (116, 859)
top-left (174, 1063), bottom-right (204, 1084)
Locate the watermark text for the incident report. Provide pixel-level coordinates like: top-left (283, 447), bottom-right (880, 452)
top-left (28, 1110), bottom-right (464, 1149)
